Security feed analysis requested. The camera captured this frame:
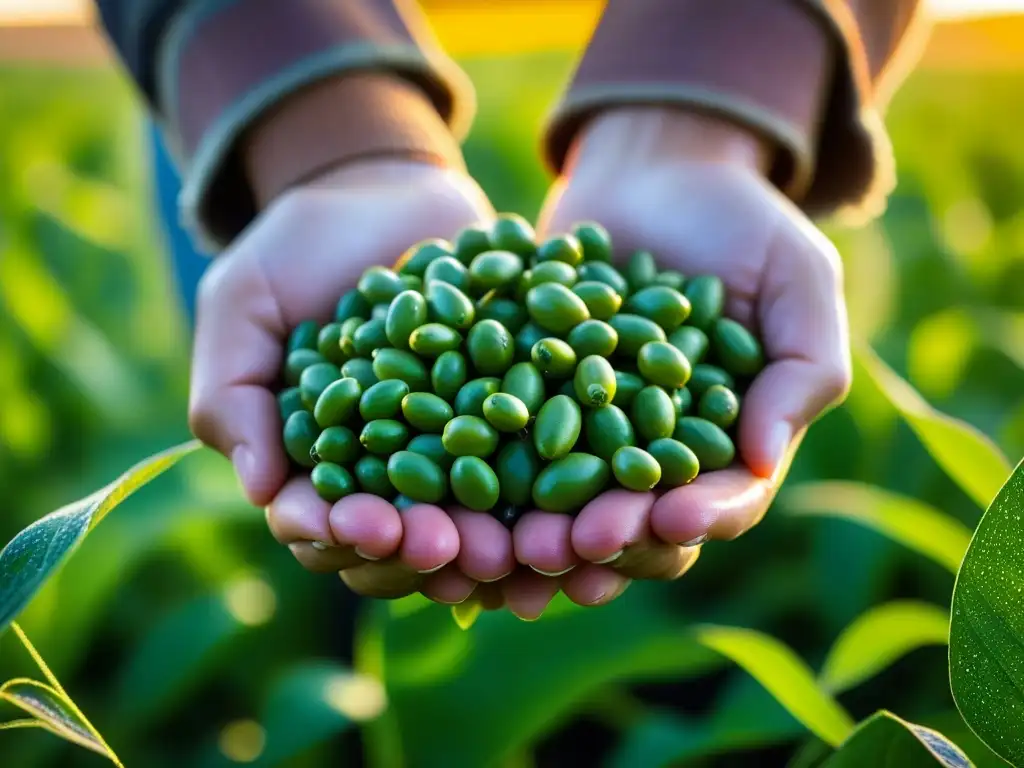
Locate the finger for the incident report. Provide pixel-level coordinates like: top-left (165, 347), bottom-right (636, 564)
top-left (476, 581), bottom-right (507, 611)
top-left (287, 542), bottom-right (367, 573)
top-left (421, 566), bottom-right (478, 605)
top-left (266, 476), bottom-right (334, 545)
top-left (613, 543), bottom-right (703, 581)
top-left (450, 508), bottom-right (515, 582)
top-left (561, 565), bottom-right (631, 607)
top-left (513, 512), bottom-right (579, 576)
top-left (340, 564), bottom-right (421, 599)
top-left (742, 236), bottom-right (851, 478)
top-left (189, 257), bottom-right (289, 506)
top-left (571, 489), bottom-right (656, 564)
top-left (397, 504), bottom-right (460, 574)
top-left (501, 568), bottom-right (561, 621)
top-left (328, 494), bottom-right (403, 561)
top-left (650, 467), bottom-right (775, 545)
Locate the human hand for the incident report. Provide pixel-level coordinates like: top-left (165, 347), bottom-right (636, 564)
top-left (188, 157), bottom-right (523, 604)
top-left (509, 108), bottom-right (851, 605)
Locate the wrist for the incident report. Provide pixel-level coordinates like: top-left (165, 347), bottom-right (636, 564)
top-left (565, 108), bottom-right (776, 180)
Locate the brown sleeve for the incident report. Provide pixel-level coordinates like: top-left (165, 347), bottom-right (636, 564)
top-left (543, 0), bottom-right (926, 220)
top-left (150, 0), bottom-right (474, 252)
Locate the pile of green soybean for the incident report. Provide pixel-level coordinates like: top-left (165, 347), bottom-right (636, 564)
top-left (277, 214), bottom-right (764, 527)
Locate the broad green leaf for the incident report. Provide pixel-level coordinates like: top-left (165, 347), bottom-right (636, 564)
top-left (855, 342), bottom-right (1011, 509)
top-left (950, 456), bottom-right (1024, 767)
top-left (0, 439), bottom-right (203, 634)
top-left (823, 710), bottom-right (973, 767)
top-left (820, 600), bottom-right (950, 693)
top-left (0, 678), bottom-right (111, 760)
top-left (694, 625), bottom-right (855, 747)
top-left (785, 481), bottom-right (973, 573)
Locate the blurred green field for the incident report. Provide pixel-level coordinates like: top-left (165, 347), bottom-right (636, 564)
top-left (1, 47), bottom-right (1023, 767)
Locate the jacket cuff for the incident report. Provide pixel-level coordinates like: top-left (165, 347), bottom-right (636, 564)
top-left (544, 0), bottom-right (833, 205)
top-left (155, 0), bottom-right (475, 252)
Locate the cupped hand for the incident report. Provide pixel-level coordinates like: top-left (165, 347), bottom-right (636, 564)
top-left (508, 108), bottom-right (852, 606)
top-left (188, 159), bottom-right (517, 604)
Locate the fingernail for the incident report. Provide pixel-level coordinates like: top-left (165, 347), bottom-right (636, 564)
top-left (310, 540), bottom-right (333, 551)
top-left (354, 547), bottom-right (380, 561)
top-left (768, 422), bottom-right (793, 475)
top-left (530, 565), bottom-right (574, 577)
top-left (594, 550), bottom-right (624, 565)
top-left (417, 563), bottom-right (446, 574)
top-left (587, 579), bottom-right (630, 606)
top-left (681, 534), bottom-right (708, 548)
top-left (479, 571), bottom-right (513, 583)
top-left (231, 445), bottom-right (256, 492)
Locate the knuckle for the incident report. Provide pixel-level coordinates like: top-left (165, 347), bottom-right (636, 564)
top-left (821, 361), bottom-right (853, 406)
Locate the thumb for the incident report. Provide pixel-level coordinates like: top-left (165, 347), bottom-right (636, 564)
top-left (188, 259), bottom-right (290, 506)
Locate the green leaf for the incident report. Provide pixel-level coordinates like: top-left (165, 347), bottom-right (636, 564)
top-left (0, 678), bottom-right (112, 761)
top-left (693, 625), bottom-right (855, 747)
top-left (820, 600), bottom-right (950, 694)
top-left (0, 439), bottom-right (203, 634)
top-left (855, 342), bottom-right (1011, 509)
top-left (451, 599), bottom-right (482, 630)
top-left (822, 710), bottom-right (974, 767)
top-left (785, 481), bottom-right (973, 573)
top-left (950, 456), bottom-right (1024, 767)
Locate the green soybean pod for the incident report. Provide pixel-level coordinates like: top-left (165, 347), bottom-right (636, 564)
top-left (558, 378), bottom-right (581, 404)
top-left (712, 317), bottom-right (765, 377)
top-left (668, 326), bottom-right (709, 365)
top-left (371, 303), bottom-right (391, 323)
top-left (647, 438), bottom-right (700, 487)
top-left (608, 314), bottom-right (667, 357)
top-left (684, 275), bottom-right (725, 331)
top-left (385, 290), bottom-right (427, 349)
top-left (453, 223), bottom-right (493, 266)
top-left (567, 319), bottom-right (618, 358)
top-left (698, 384), bottom-right (740, 429)
top-left (393, 494), bottom-right (418, 512)
top-left (584, 404), bottom-right (635, 461)
top-left (431, 351), bottom-right (468, 402)
top-left (398, 238), bottom-right (451, 277)
top-left (673, 417), bottom-right (735, 471)
top-left (526, 282), bottom-right (590, 334)
top-left (531, 338), bottom-right (577, 379)
top-left (283, 411), bottom-right (319, 468)
top-left (527, 260), bottom-right (578, 289)
top-left (625, 250), bottom-right (658, 292)
top-left (354, 455), bottom-right (397, 497)
top-left (482, 392), bottom-right (530, 432)
top-left (312, 426), bottom-right (360, 465)
top-left (278, 387), bottom-right (305, 422)
top-left (287, 320), bottom-right (320, 353)
top-left (423, 255), bottom-right (471, 293)
top-left (501, 362), bottom-right (546, 417)
top-left (574, 355), bottom-right (617, 408)
top-left (688, 364), bottom-right (736, 399)
top-left (387, 450), bottom-right (447, 503)
top-left (576, 261), bottom-right (629, 297)
top-left (514, 322), bottom-right (551, 363)
top-left (299, 362), bottom-right (341, 410)
top-left (631, 385), bottom-right (676, 441)
top-left (611, 446), bottom-right (662, 491)
top-left (407, 433), bottom-right (455, 472)
top-left (637, 341), bottom-right (692, 390)
top-left (442, 415), bottom-right (500, 458)
top-left (496, 439), bottom-right (541, 506)
top-left (358, 266), bottom-right (405, 305)
top-left (489, 212), bottom-right (536, 257)
top-left (400, 274), bottom-right (423, 292)
top-left (340, 358), bottom-right (378, 391)
top-left (316, 322), bottom-right (346, 365)
top-left (533, 395), bottom-right (582, 460)
top-left (360, 419), bottom-right (410, 456)
top-left (492, 502), bottom-right (523, 533)
top-left (409, 323), bottom-right (463, 357)
top-left (426, 280), bottom-right (475, 330)
top-left (536, 234), bottom-right (583, 266)
top-left (572, 221), bottom-right (612, 263)
top-left (335, 290), bottom-right (371, 323)
top-left (359, 378), bottom-right (409, 421)
top-left (372, 348), bottom-right (429, 391)
top-left (351, 317), bottom-right (390, 358)
top-left (401, 392), bottom-right (454, 433)
top-left (671, 387), bottom-right (693, 417)
top-left (476, 295), bottom-right (527, 335)
top-left (572, 280), bottom-right (622, 321)
top-left (654, 270), bottom-right (686, 291)
top-left (453, 377), bottom-right (502, 417)
top-left (284, 348), bottom-right (327, 386)
top-left (627, 285), bottom-right (692, 331)
top-left (532, 453), bottom-right (610, 514)
top-left (469, 250), bottom-right (525, 292)
top-left (450, 456), bottom-right (500, 511)
top-left (611, 371), bottom-right (645, 408)
top-left (311, 462), bottom-right (357, 503)
top-left (467, 319), bottom-right (515, 376)
top-left (338, 317), bottom-right (365, 358)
